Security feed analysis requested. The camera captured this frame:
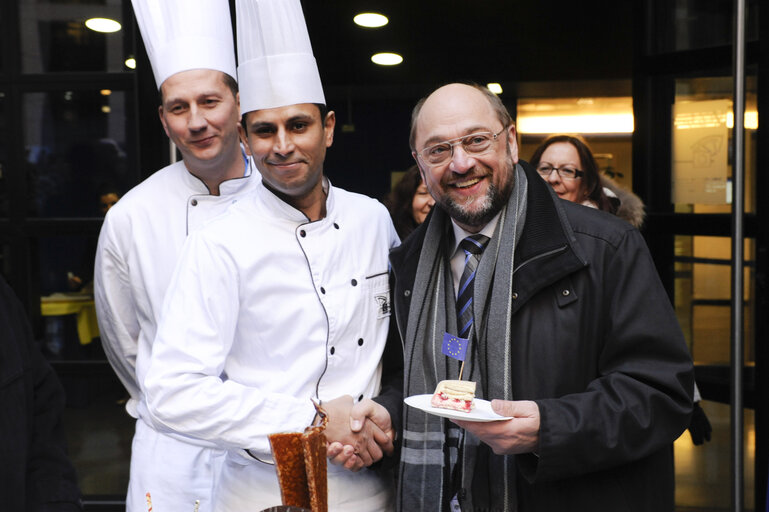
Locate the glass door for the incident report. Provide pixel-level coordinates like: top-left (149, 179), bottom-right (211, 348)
top-left (633, 1), bottom-right (765, 510)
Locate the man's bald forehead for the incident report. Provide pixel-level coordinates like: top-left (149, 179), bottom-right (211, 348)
top-left (411, 83), bottom-right (497, 149)
top-left (419, 84), bottom-right (492, 123)
top-left (409, 83), bottom-right (514, 151)
top-left (424, 83), bottom-right (484, 104)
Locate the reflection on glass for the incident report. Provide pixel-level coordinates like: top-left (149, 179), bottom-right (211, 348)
top-left (0, 241), bottom-right (9, 282)
top-left (62, 375), bottom-right (133, 496)
top-left (20, 0), bottom-right (127, 73)
top-left (674, 235), bottom-right (755, 366)
top-left (0, 13), bottom-right (4, 72)
top-left (36, 234), bottom-right (101, 358)
top-left (24, 90), bottom-right (131, 217)
top-left (674, 402), bottom-right (755, 509)
top-left (35, 232), bottom-right (133, 496)
top-left (0, 91), bottom-right (7, 217)
top-left (672, 77), bottom-right (757, 213)
top-left (652, 0), bottom-right (759, 54)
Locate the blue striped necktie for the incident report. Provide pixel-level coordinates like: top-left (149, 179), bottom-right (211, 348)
top-left (456, 234), bottom-right (490, 339)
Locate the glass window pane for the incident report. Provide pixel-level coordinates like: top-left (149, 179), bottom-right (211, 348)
top-left (61, 371), bottom-right (132, 496)
top-left (37, 235), bottom-right (102, 360)
top-left (674, 235), bottom-right (756, 366)
top-left (0, 12), bottom-right (4, 73)
top-left (675, 402), bottom-right (754, 509)
top-left (20, 0), bottom-right (129, 74)
top-left (652, 0), bottom-right (759, 54)
top-left (0, 240), bottom-right (9, 282)
top-left (35, 233), bottom-right (132, 497)
top-left (672, 76), bottom-right (757, 213)
top-left (0, 91), bottom-right (7, 218)
top-left (516, 93), bottom-right (635, 194)
top-left (24, 89), bottom-right (132, 217)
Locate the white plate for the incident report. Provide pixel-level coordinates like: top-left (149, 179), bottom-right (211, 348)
top-left (404, 394), bottom-right (512, 422)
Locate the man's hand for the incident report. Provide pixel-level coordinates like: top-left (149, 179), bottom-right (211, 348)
top-left (452, 399), bottom-right (540, 455)
top-left (322, 396), bottom-right (393, 470)
top-left (349, 398), bottom-right (395, 448)
top-left (325, 398), bottom-right (394, 471)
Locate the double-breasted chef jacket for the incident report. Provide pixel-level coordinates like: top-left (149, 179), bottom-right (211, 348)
top-left (94, 156), bottom-right (259, 511)
top-left (144, 178), bottom-right (399, 511)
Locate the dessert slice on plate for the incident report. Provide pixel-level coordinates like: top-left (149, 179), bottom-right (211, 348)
top-left (430, 380), bottom-right (476, 413)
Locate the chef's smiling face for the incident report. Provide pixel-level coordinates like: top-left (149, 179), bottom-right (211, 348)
top-left (239, 103), bottom-right (335, 208)
top-left (158, 69), bottom-right (241, 175)
top-left (412, 84), bottom-right (518, 233)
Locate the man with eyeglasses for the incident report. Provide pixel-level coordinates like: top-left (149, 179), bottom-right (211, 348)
top-left (376, 83), bottom-right (694, 511)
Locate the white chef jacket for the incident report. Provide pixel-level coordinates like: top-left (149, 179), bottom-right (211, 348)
top-left (144, 179), bottom-right (399, 510)
top-left (94, 156), bottom-right (258, 511)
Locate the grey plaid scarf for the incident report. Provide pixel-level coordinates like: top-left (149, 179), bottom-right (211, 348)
top-left (398, 164), bottom-right (528, 511)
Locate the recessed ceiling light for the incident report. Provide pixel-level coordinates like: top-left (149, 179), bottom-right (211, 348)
top-left (85, 17), bottom-right (122, 33)
top-left (354, 13), bottom-right (388, 28)
top-left (124, 57), bottom-right (137, 69)
top-left (371, 52), bottom-right (403, 66)
top-left (487, 83), bottom-right (503, 95)
top-left (100, 89), bottom-right (112, 96)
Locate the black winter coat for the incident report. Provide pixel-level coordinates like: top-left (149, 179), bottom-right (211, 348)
top-left (382, 160), bottom-right (694, 512)
top-left (0, 278), bottom-right (82, 511)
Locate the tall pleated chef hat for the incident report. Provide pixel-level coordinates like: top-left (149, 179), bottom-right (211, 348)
top-left (236, 0), bottom-right (325, 114)
top-left (131, 0), bottom-right (237, 89)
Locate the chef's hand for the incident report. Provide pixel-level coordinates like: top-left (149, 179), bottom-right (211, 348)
top-left (326, 399), bottom-right (393, 471)
top-left (350, 399), bottom-right (394, 452)
top-left (326, 442), bottom-right (359, 470)
top-left (323, 396), bottom-right (391, 470)
top-left (452, 399), bottom-right (540, 455)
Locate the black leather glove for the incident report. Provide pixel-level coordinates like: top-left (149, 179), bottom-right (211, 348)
top-left (688, 401), bottom-right (712, 445)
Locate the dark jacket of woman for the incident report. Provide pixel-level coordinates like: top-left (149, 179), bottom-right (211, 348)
top-left (0, 278), bottom-right (82, 511)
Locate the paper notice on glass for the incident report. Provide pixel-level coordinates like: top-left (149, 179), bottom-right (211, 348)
top-left (671, 99), bottom-right (730, 205)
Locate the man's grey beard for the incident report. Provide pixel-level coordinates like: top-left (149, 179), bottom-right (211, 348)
top-left (438, 161), bottom-right (515, 229)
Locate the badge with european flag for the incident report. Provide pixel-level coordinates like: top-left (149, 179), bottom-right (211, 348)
top-left (442, 333), bottom-right (468, 361)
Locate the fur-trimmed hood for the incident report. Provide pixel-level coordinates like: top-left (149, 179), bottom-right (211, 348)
top-left (600, 175), bottom-right (646, 228)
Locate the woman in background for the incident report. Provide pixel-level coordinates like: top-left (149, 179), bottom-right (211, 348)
top-left (529, 134), bottom-right (645, 228)
top-left (383, 165), bottom-right (434, 240)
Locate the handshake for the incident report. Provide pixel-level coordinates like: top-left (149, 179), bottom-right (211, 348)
top-left (320, 395), bottom-right (394, 472)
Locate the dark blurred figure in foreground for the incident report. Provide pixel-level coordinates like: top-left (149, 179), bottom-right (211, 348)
top-left (383, 165), bottom-right (434, 240)
top-left (0, 277), bottom-right (82, 511)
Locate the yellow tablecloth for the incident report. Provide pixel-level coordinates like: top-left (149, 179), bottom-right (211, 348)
top-left (40, 294), bottom-right (100, 345)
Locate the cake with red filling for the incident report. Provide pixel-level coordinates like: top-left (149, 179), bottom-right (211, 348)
top-left (430, 380), bottom-right (476, 413)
